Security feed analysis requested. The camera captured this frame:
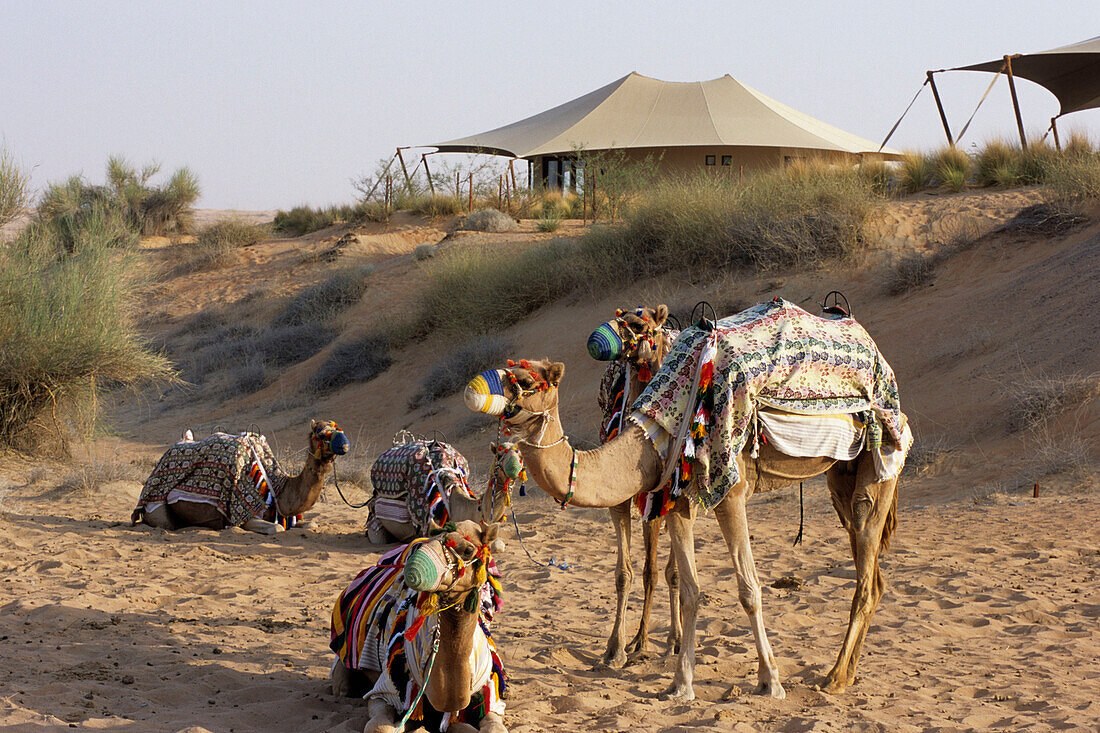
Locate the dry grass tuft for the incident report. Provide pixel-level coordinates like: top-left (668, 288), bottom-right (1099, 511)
top-left (458, 208), bottom-right (517, 232)
top-left (308, 334), bottom-right (393, 395)
top-left (58, 458), bottom-right (145, 494)
top-left (1004, 372), bottom-right (1100, 432)
top-left (885, 251), bottom-right (936, 295)
top-left (903, 434), bottom-right (955, 477)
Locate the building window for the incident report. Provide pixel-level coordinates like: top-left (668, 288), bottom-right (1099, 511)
top-left (721, 155), bottom-right (732, 166)
top-left (705, 155), bottom-right (716, 166)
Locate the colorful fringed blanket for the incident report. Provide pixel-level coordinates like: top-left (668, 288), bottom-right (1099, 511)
top-left (598, 362), bottom-right (683, 520)
top-left (368, 440), bottom-right (472, 537)
top-left (132, 432), bottom-right (298, 528)
top-left (330, 542), bottom-right (505, 731)
top-left (630, 299), bottom-right (909, 509)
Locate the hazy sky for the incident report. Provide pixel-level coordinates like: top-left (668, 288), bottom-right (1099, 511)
top-left (3, 1), bottom-right (1098, 209)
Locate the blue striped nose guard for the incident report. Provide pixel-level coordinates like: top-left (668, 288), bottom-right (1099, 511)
top-left (465, 369), bottom-right (510, 415)
top-left (587, 322), bottom-right (623, 361)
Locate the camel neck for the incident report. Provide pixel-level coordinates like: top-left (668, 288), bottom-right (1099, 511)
top-left (515, 402), bottom-right (662, 509)
top-left (426, 606), bottom-right (478, 714)
top-left (276, 454), bottom-right (329, 516)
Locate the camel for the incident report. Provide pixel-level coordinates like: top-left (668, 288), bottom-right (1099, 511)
top-left (587, 305), bottom-right (681, 667)
top-left (132, 420), bottom-right (349, 534)
top-left (464, 311), bottom-right (909, 700)
top-left (331, 520), bottom-right (508, 733)
top-left (366, 438), bottom-right (519, 544)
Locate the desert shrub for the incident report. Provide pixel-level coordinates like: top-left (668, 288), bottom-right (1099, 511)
top-left (578, 163), bottom-right (876, 290)
top-left (1061, 130), bottom-right (1095, 158)
top-left (885, 252), bottom-right (935, 295)
top-left (536, 215), bottom-right (561, 232)
top-left (308, 334), bottom-right (393, 394)
top-left (1, 148), bottom-right (30, 229)
top-left (175, 219), bottom-right (267, 274)
top-left (273, 206), bottom-right (336, 236)
top-left (1004, 372), bottom-right (1099, 432)
top-left (59, 457), bottom-right (144, 494)
top-left (933, 147), bottom-right (970, 191)
top-left (0, 226), bottom-right (174, 450)
top-left (458, 208), bottom-right (517, 232)
top-left (900, 152), bottom-right (936, 192)
top-left (1003, 203), bottom-right (1087, 235)
top-left (23, 198), bottom-right (139, 255)
top-left (1045, 154), bottom-right (1100, 205)
top-left (278, 265), bottom-right (373, 325)
top-left (408, 334), bottom-right (513, 409)
top-left (857, 159), bottom-right (892, 194)
top-left (413, 243), bottom-right (436, 261)
top-left (974, 139), bottom-right (1022, 187)
top-left (419, 240), bottom-right (579, 336)
top-left (1018, 141), bottom-right (1059, 184)
top-left (402, 193), bottom-right (465, 217)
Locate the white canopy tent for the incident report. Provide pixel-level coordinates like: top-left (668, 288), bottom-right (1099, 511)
top-left (424, 72), bottom-right (899, 189)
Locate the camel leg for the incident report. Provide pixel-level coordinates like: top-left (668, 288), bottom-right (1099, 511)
top-left (665, 544), bottom-right (681, 655)
top-left (364, 697), bottom-right (399, 733)
top-left (601, 500), bottom-right (633, 668)
top-left (664, 498), bottom-right (698, 701)
top-left (823, 458), bottom-right (897, 693)
top-left (241, 516), bottom-right (281, 535)
top-left (713, 493), bottom-right (785, 699)
top-left (139, 504), bottom-right (176, 530)
top-left (626, 515), bottom-right (661, 657)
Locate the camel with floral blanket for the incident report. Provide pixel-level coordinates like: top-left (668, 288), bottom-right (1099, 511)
top-left (587, 304), bottom-right (681, 667)
top-left (465, 299), bottom-right (912, 699)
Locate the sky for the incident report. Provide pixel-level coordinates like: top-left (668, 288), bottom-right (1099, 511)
top-left (2, 1), bottom-right (1098, 209)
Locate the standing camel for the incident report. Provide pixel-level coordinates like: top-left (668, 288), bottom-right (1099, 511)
top-left (587, 305), bottom-right (681, 666)
top-left (331, 520), bottom-right (507, 733)
top-left (464, 301), bottom-right (911, 699)
top-left (132, 420), bottom-right (349, 534)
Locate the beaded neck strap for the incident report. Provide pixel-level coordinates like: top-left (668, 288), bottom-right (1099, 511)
top-left (558, 448), bottom-right (577, 510)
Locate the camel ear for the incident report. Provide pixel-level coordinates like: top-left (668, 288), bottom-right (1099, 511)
top-left (489, 441), bottom-right (499, 453)
top-left (310, 418), bottom-right (318, 430)
top-left (483, 523), bottom-right (499, 543)
top-left (545, 361), bottom-right (565, 386)
top-left (653, 304), bottom-right (669, 327)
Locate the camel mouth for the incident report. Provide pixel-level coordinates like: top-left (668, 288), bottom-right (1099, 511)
top-left (587, 322), bottom-right (623, 361)
top-left (465, 370), bottom-right (510, 416)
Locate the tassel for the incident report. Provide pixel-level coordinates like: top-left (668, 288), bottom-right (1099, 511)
top-left (464, 589), bottom-right (480, 613)
top-left (403, 613), bottom-right (427, 641)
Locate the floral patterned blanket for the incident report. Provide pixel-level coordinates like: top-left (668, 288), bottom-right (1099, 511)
top-left (629, 299), bottom-right (907, 509)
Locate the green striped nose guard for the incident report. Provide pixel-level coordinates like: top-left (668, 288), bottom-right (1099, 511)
top-left (587, 322), bottom-right (623, 361)
top-left (405, 544), bottom-right (447, 591)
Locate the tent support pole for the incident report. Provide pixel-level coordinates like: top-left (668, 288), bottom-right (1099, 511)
top-left (396, 147), bottom-right (415, 194)
top-left (363, 152), bottom-right (398, 201)
top-left (422, 154), bottom-right (435, 195)
top-left (1050, 116), bottom-right (1061, 151)
top-left (1004, 55), bottom-right (1028, 149)
top-left (926, 70), bottom-right (954, 145)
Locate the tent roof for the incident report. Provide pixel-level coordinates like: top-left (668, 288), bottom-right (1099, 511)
top-left (954, 35), bottom-right (1100, 116)
top-left (430, 72), bottom-right (897, 158)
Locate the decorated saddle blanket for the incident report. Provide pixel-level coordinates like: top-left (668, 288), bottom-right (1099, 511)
top-left (133, 432), bottom-right (296, 528)
top-left (629, 298), bottom-right (910, 509)
top-left (368, 440), bottom-right (472, 536)
top-left (330, 541), bottom-right (505, 731)
top-left (599, 361), bottom-right (684, 520)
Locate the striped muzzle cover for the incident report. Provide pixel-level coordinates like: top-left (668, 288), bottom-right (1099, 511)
top-left (587, 322), bottom-right (623, 361)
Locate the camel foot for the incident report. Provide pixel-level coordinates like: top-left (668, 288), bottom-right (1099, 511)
top-left (598, 647), bottom-right (627, 669)
top-left (662, 682), bottom-right (696, 702)
top-left (821, 672), bottom-right (851, 694)
top-left (664, 641), bottom-right (681, 658)
top-left (296, 519), bottom-right (317, 530)
top-left (626, 648), bottom-right (653, 665)
top-left (755, 680), bottom-right (786, 699)
top-left (624, 632), bottom-right (647, 655)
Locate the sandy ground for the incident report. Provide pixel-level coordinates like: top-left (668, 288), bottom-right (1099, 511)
top-left (2, 190), bottom-right (1099, 731)
top-left (1, 466), bottom-right (1097, 732)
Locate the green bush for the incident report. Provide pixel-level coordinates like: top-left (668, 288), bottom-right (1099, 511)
top-left (400, 193), bottom-right (465, 217)
top-left (975, 139), bottom-right (1021, 187)
top-left (536, 215), bottom-right (561, 232)
top-left (933, 147), bottom-right (970, 191)
top-left (273, 201), bottom-right (392, 236)
top-left (900, 152), bottom-right (936, 193)
top-left (175, 219), bottom-right (268, 274)
top-left (0, 224), bottom-right (174, 450)
top-left (1045, 154), bottom-right (1100, 204)
top-left (1, 148), bottom-right (31, 229)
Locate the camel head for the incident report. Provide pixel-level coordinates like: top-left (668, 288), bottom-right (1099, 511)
top-left (464, 359), bottom-right (564, 441)
top-left (309, 419), bottom-right (350, 462)
top-left (403, 520), bottom-right (505, 606)
top-left (587, 304), bottom-right (670, 365)
top-left (480, 441), bottom-right (524, 523)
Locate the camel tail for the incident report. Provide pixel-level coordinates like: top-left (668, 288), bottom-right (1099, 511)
top-left (879, 483), bottom-right (899, 553)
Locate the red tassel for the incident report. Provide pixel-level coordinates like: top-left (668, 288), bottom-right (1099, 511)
top-left (403, 613), bottom-right (427, 641)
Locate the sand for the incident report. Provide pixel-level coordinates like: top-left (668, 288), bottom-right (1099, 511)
top-left (1, 467), bottom-right (1097, 732)
top-left (2, 189), bottom-right (1098, 731)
